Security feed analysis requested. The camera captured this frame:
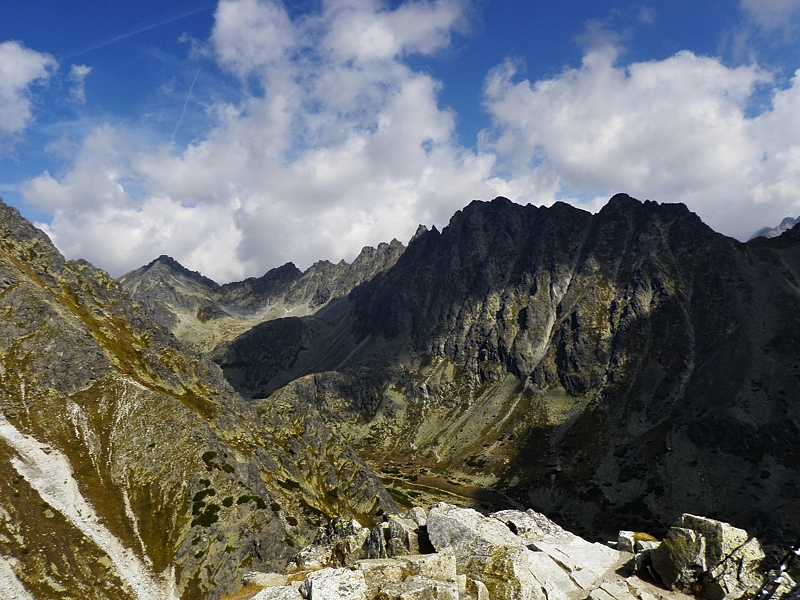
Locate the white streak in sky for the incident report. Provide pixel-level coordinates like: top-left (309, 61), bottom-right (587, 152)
top-left (62, 4), bottom-right (216, 59)
top-left (171, 68), bottom-right (201, 141)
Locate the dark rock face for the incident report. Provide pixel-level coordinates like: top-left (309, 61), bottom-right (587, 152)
top-left (203, 194), bottom-right (800, 550)
top-left (0, 199), bottom-right (395, 599)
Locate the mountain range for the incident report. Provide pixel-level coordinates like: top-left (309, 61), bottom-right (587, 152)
top-left (0, 194), bottom-right (799, 599)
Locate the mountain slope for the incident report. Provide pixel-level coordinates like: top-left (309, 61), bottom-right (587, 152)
top-left (0, 199), bottom-right (395, 599)
top-left (118, 240), bottom-right (405, 354)
top-left (193, 194), bottom-right (800, 549)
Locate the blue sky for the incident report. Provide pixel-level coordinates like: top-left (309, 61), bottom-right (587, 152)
top-left (2, 0), bottom-right (800, 281)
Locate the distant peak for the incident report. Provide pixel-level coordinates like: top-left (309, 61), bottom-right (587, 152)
top-left (749, 216), bottom-right (800, 240)
top-left (410, 224), bottom-right (429, 242)
top-left (607, 192), bottom-right (639, 205)
top-left (145, 255), bottom-right (219, 288)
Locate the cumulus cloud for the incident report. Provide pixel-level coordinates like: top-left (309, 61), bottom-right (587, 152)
top-left (19, 1), bottom-right (800, 282)
top-left (482, 43), bottom-right (800, 239)
top-left (68, 64), bottom-right (92, 104)
top-left (0, 41), bottom-right (56, 138)
top-left (22, 0), bottom-right (507, 282)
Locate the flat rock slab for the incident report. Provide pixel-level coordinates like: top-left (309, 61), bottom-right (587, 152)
top-left (299, 567), bottom-right (368, 600)
top-left (374, 575), bottom-right (459, 600)
top-left (252, 587), bottom-right (303, 600)
top-left (530, 536), bottom-right (620, 587)
top-left (491, 509), bottom-right (570, 544)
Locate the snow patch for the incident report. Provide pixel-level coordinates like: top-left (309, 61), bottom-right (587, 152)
top-left (122, 486), bottom-right (151, 566)
top-left (0, 414), bottom-right (177, 600)
top-left (0, 555), bottom-right (33, 600)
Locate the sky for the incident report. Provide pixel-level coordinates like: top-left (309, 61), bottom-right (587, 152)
top-left (2, 0), bottom-right (800, 282)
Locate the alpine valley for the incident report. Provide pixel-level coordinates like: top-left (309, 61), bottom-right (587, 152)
top-left (1, 193), bottom-right (799, 599)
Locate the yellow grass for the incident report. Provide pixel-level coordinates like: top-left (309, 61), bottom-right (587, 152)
top-left (219, 583), bottom-right (265, 600)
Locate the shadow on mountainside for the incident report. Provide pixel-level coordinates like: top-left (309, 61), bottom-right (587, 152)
top-left (211, 195), bottom-right (800, 552)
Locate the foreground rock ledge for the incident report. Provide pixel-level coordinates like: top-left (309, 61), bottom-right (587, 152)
top-left (237, 503), bottom-right (777, 600)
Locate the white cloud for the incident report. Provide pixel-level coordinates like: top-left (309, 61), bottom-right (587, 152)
top-left (0, 41), bottom-right (56, 138)
top-left (68, 64), bottom-right (92, 104)
top-left (741, 0), bottom-right (800, 30)
top-left (19, 2), bottom-right (800, 283)
top-left (482, 44), bottom-right (800, 239)
top-left (21, 0), bottom-right (508, 282)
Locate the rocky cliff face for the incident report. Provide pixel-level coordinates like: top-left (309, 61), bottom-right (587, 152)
top-left (0, 200), bottom-right (395, 599)
top-left (163, 195), bottom-right (800, 553)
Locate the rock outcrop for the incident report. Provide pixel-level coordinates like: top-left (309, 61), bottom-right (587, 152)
top-left (651, 514), bottom-right (764, 600)
top-left (240, 505), bottom-right (785, 600)
top-left (238, 503), bottom-right (689, 600)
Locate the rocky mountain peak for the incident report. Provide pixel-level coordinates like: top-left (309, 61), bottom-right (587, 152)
top-left (750, 215), bottom-right (800, 240)
top-left (0, 198), bottom-right (66, 277)
top-left (143, 254), bottom-right (220, 288)
top-left (410, 224), bottom-right (429, 242)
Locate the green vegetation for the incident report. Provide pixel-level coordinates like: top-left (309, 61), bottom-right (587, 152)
top-left (278, 479), bottom-right (301, 490)
top-left (193, 489), bottom-right (216, 502)
top-left (191, 503), bottom-right (220, 527)
top-left (466, 456), bottom-right (487, 468)
top-left (236, 495), bottom-right (267, 509)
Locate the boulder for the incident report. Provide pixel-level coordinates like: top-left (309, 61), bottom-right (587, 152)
top-left (635, 541), bottom-right (659, 553)
top-left (291, 518), bottom-right (370, 570)
top-left (373, 574), bottom-right (459, 600)
top-left (617, 532), bottom-right (636, 553)
top-left (428, 503), bottom-right (519, 549)
top-left (253, 587), bottom-right (303, 600)
top-left (634, 547), bottom-right (657, 577)
top-left (355, 546), bottom-right (458, 596)
top-left (357, 559), bottom-right (409, 596)
top-left (651, 514), bottom-right (764, 600)
top-left (364, 522), bottom-right (390, 559)
top-left (387, 515), bottom-right (422, 557)
top-left (398, 547), bottom-right (457, 583)
top-left (427, 502), bottom-right (627, 599)
top-left (677, 514), bottom-right (748, 570)
top-left (491, 509), bottom-right (568, 544)
top-left (428, 503), bottom-right (571, 600)
top-left (651, 527), bottom-right (706, 592)
top-left (704, 537), bottom-right (764, 600)
top-left (298, 567), bottom-right (368, 600)
top-left (406, 507), bottom-right (428, 528)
